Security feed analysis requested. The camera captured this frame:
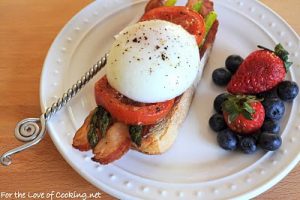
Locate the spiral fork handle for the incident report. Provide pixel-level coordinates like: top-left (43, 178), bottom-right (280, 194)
top-left (0, 53), bottom-right (108, 166)
top-left (0, 116), bottom-right (46, 166)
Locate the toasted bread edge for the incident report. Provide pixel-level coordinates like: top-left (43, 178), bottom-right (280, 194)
top-left (133, 46), bottom-right (213, 154)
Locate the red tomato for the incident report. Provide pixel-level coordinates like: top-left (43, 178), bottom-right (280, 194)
top-left (140, 6), bottom-right (206, 45)
top-left (95, 76), bottom-right (175, 125)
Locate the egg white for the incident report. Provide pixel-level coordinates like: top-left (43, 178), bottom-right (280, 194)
top-left (106, 20), bottom-right (200, 103)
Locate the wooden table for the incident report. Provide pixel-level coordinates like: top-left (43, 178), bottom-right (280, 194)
top-left (0, 0), bottom-right (299, 199)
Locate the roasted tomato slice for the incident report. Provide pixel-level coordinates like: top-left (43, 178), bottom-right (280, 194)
top-left (140, 6), bottom-right (205, 45)
top-left (95, 76), bottom-right (175, 125)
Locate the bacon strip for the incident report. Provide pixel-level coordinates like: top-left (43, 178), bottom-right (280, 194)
top-left (200, 20), bottom-right (219, 57)
top-left (145, 0), bottom-right (167, 12)
top-left (72, 110), bottom-right (95, 151)
top-left (92, 122), bottom-right (131, 164)
top-left (186, 0), bottom-right (214, 17)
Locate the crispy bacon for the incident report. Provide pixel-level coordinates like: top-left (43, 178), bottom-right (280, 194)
top-left (145, 0), bottom-right (167, 12)
top-left (72, 111), bottom-right (95, 151)
top-left (186, 0), bottom-right (214, 17)
top-left (92, 122), bottom-right (131, 164)
top-left (200, 20), bottom-right (219, 57)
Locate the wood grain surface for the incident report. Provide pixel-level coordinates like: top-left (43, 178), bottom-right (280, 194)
top-left (0, 0), bottom-right (299, 199)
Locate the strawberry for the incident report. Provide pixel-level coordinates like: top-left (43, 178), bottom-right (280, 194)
top-left (227, 44), bottom-right (293, 94)
top-left (222, 95), bottom-right (265, 134)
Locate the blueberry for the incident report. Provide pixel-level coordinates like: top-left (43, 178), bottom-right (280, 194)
top-left (212, 68), bottom-right (232, 86)
top-left (277, 81), bottom-right (299, 101)
top-left (209, 113), bottom-right (227, 132)
top-left (262, 98), bottom-right (285, 120)
top-left (259, 132), bottom-right (282, 151)
top-left (213, 93), bottom-right (228, 113)
top-left (257, 87), bottom-right (278, 100)
top-left (239, 136), bottom-right (257, 154)
top-left (217, 129), bottom-right (238, 150)
top-left (225, 55), bottom-right (244, 74)
top-left (251, 132), bottom-right (261, 142)
top-left (261, 119), bottom-right (280, 134)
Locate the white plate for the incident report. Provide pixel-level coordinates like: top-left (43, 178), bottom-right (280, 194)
top-left (40, 0), bottom-right (300, 199)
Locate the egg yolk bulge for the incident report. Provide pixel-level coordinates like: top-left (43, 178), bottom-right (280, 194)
top-left (106, 20), bottom-right (200, 103)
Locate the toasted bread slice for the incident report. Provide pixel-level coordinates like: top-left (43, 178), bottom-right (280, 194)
top-left (133, 45), bottom-right (213, 154)
top-left (73, 20), bottom-right (218, 158)
top-left (133, 0), bottom-right (218, 154)
top-left (73, 0), bottom-right (219, 163)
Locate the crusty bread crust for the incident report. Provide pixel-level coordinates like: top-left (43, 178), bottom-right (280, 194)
top-left (132, 86), bottom-right (195, 154)
top-left (133, 46), bottom-right (213, 154)
top-left (134, 8), bottom-right (219, 154)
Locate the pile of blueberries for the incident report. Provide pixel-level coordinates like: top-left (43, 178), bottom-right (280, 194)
top-left (209, 55), bottom-right (299, 154)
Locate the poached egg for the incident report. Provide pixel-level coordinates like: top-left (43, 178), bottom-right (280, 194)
top-left (106, 20), bottom-right (200, 103)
